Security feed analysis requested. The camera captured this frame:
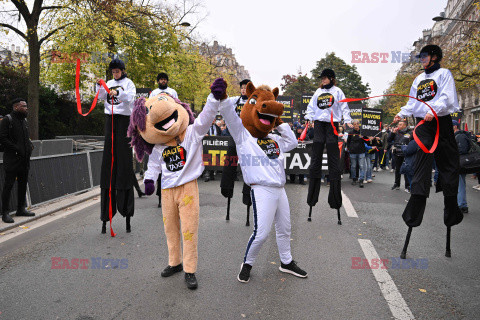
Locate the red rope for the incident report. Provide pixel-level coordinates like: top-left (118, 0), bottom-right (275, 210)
top-left (75, 58), bottom-right (116, 237)
top-left (339, 94), bottom-right (439, 154)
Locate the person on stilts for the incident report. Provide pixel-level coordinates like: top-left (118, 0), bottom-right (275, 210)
top-left (305, 69), bottom-right (352, 224)
top-left (96, 58), bottom-right (137, 234)
top-left (393, 45), bottom-right (463, 258)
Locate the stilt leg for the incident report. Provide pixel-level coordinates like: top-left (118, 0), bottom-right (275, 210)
top-left (246, 204), bottom-right (250, 227)
top-left (226, 197), bottom-right (231, 221)
top-left (308, 206), bottom-right (313, 222)
top-left (101, 221), bottom-right (106, 234)
top-left (337, 208), bottom-right (342, 225)
top-left (400, 227), bottom-right (413, 259)
top-left (126, 216), bottom-right (131, 233)
top-left (445, 227), bottom-right (451, 258)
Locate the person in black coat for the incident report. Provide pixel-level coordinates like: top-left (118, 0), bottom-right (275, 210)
top-left (388, 120), bottom-right (410, 190)
top-left (0, 98), bottom-right (35, 223)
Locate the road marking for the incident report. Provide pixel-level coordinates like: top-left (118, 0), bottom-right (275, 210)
top-left (358, 239), bottom-right (415, 320)
top-left (341, 190), bottom-right (358, 217)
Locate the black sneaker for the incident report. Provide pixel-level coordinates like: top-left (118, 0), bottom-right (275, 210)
top-left (351, 180), bottom-right (357, 186)
top-left (161, 264), bottom-right (183, 277)
top-left (279, 260), bottom-right (307, 278)
top-left (460, 207), bottom-right (469, 214)
top-left (185, 273), bottom-right (198, 290)
top-left (237, 263), bottom-right (252, 283)
top-left (391, 184), bottom-right (399, 190)
top-left (359, 180), bottom-right (364, 188)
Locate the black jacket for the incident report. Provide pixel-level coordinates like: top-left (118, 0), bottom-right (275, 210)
top-left (0, 111), bottom-right (32, 170)
top-left (347, 129), bottom-right (366, 154)
top-left (455, 130), bottom-right (470, 155)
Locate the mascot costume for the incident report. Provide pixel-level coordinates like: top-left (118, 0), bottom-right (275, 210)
top-left (128, 78), bottom-right (227, 290)
top-left (219, 81), bottom-right (308, 283)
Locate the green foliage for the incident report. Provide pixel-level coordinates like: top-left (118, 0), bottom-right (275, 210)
top-left (0, 63), bottom-right (104, 139)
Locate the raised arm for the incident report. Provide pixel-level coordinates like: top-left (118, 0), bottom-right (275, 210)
top-left (219, 97), bottom-right (247, 144)
top-left (191, 93), bottom-right (221, 142)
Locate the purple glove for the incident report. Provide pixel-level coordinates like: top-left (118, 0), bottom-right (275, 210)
top-left (210, 78), bottom-right (227, 100)
top-left (144, 179), bottom-right (155, 195)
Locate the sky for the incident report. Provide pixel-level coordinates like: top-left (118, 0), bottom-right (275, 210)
top-left (196, 0), bottom-right (449, 97)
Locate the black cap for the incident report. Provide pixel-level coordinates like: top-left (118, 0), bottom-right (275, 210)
top-left (239, 79), bottom-right (251, 87)
top-left (109, 58), bottom-right (126, 70)
top-left (157, 72), bottom-right (169, 82)
top-left (319, 69), bottom-right (335, 79)
top-left (416, 45), bottom-right (443, 63)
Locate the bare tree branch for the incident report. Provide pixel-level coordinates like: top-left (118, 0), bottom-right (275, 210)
top-left (0, 22), bottom-right (27, 39)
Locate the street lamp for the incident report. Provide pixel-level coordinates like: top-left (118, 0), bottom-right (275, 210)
top-left (433, 16), bottom-right (480, 24)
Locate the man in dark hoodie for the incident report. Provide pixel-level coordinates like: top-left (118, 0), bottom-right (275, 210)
top-left (0, 98), bottom-right (35, 223)
top-left (388, 120), bottom-right (410, 190)
top-left (453, 120), bottom-right (470, 214)
top-left (347, 119), bottom-right (366, 188)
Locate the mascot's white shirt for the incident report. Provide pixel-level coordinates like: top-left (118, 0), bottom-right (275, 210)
top-left (397, 68), bottom-right (459, 119)
top-left (305, 86), bottom-right (352, 123)
top-left (96, 77), bottom-right (136, 116)
top-left (144, 94), bottom-right (220, 189)
top-left (219, 99), bottom-right (298, 187)
top-left (150, 87), bottom-right (178, 99)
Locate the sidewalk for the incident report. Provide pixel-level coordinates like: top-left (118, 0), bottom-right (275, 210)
top-left (0, 187), bottom-right (101, 234)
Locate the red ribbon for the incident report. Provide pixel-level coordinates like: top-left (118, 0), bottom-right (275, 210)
top-left (75, 59), bottom-right (109, 116)
top-left (339, 94), bottom-right (439, 154)
top-left (75, 58), bottom-right (116, 237)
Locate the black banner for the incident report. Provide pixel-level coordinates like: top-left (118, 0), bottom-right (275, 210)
top-left (361, 108), bottom-right (383, 136)
top-left (136, 88), bottom-right (151, 100)
top-left (349, 103), bottom-right (364, 121)
top-left (202, 137), bottom-right (344, 174)
top-left (277, 96), bottom-right (294, 123)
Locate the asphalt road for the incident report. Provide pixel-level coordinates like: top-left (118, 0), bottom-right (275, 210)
top-left (0, 170), bottom-right (479, 320)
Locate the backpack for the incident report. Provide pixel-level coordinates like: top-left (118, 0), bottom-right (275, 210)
top-left (0, 114), bottom-right (13, 152)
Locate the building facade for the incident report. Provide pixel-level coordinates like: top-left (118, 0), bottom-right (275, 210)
top-left (411, 0), bottom-right (480, 133)
top-left (199, 41), bottom-right (250, 84)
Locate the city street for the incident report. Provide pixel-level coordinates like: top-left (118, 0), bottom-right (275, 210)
top-left (1, 170), bottom-right (479, 320)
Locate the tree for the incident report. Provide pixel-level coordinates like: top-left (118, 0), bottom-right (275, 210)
top-left (280, 72), bottom-right (316, 113)
top-left (0, 0), bottom-right (72, 139)
top-left (311, 52), bottom-right (371, 100)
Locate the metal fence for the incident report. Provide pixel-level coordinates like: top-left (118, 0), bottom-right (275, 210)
top-left (0, 150), bottom-right (104, 210)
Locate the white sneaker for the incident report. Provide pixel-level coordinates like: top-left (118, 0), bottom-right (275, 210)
top-left (386, 166), bottom-right (389, 170)
top-left (373, 168), bottom-right (377, 172)
top-left (390, 169), bottom-right (394, 173)
top-left (473, 185), bottom-right (480, 190)
top-left (367, 179), bottom-right (373, 183)
top-left (377, 168), bottom-right (383, 172)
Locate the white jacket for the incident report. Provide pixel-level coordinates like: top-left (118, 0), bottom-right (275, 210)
top-left (96, 77), bottom-right (136, 116)
top-left (305, 86), bottom-right (352, 123)
top-left (219, 98), bottom-right (298, 187)
top-left (397, 68), bottom-right (459, 119)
